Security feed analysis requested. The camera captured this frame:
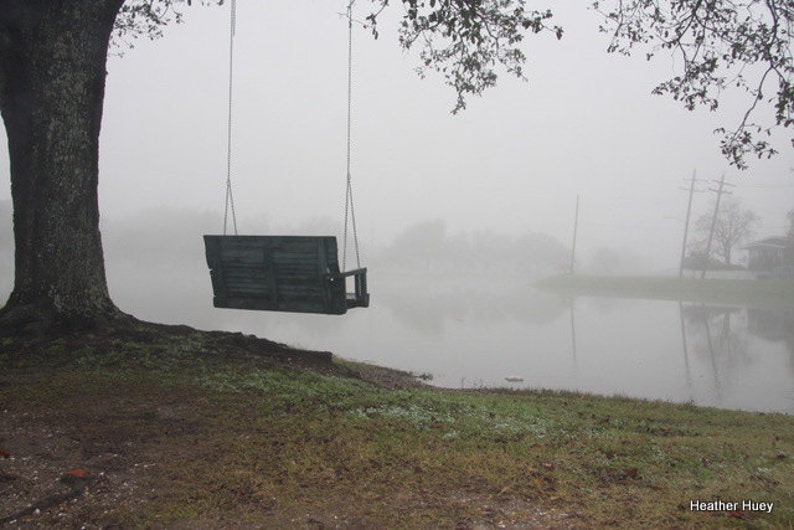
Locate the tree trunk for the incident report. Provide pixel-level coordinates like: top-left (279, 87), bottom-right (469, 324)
top-left (0, 0), bottom-right (125, 335)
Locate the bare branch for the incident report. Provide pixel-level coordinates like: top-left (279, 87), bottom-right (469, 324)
top-left (595, 0), bottom-right (794, 168)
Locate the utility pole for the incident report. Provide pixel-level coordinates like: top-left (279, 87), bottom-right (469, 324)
top-left (701, 173), bottom-right (734, 279)
top-left (678, 170), bottom-right (702, 279)
top-left (570, 194), bottom-right (579, 274)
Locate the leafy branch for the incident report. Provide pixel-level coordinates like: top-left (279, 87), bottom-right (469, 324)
top-left (594, 0), bottom-right (794, 169)
top-left (366, 0), bottom-right (563, 113)
top-left (112, 0), bottom-right (222, 51)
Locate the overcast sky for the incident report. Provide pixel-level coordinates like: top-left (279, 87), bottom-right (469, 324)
top-left (2, 0), bottom-right (793, 272)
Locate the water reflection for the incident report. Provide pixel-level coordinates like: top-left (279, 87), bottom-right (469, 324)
top-left (383, 283), bottom-right (570, 337)
top-left (676, 303), bottom-right (792, 413)
top-left (382, 289), bottom-right (793, 414)
top-left (569, 298), bottom-right (577, 367)
top-left (682, 305), bottom-right (740, 403)
top-left (747, 307), bottom-right (794, 363)
top-left (677, 301), bottom-right (694, 401)
top-left (363, 284), bottom-right (792, 414)
top-left (106, 269), bottom-right (794, 415)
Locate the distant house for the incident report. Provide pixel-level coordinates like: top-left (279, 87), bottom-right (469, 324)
top-left (743, 236), bottom-right (794, 272)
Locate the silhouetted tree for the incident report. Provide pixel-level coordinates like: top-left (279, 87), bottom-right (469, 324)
top-left (691, 200), bottom-right (759, 267)
top-left (384, 219), bottom-right (449, 270)
top-left (513, 233), bottom-right (569, 276)
top-left (379, 220), bottom-right (568, 276)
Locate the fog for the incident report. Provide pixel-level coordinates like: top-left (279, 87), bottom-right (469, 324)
top-left (1, 1), bottom-right (793, 298)
top-left (2, 0), bottom-right (794, 416)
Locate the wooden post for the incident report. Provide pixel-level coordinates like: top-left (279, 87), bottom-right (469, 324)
top-left (679, 171), bottom-right (697, 279)
top-left (701, 174), bottom-right (733, 279)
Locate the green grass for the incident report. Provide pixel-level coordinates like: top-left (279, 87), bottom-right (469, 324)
top-left (2, 345), bottom-right (793, 528)
top-left (536, 274), bottom-right (794, 307)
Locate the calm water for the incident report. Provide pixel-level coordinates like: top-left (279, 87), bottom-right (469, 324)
top-left (147, 274), bottom-right (794, 416)
top-left (3, 245), bottom-right (789, 414)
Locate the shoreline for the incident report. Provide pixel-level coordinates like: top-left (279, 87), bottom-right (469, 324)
top-left (535, 274), bottom-right (794, 308)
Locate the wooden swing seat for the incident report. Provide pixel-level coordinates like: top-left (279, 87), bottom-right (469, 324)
top-left (203, 235), bottom-right (368, 315)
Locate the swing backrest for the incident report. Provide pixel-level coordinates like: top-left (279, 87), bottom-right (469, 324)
top-left (204, 235), bottom-right (368, 315)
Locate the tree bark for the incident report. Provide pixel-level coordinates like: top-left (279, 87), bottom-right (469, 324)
top-left (0, 0), bottom-right (125, 335)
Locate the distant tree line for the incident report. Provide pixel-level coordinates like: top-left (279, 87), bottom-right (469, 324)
top-left (373, 219), bottom-right (569, 277)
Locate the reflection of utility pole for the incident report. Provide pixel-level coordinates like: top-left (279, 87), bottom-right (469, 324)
top-left (701, 174), bottom-right (734, 279)
top-left (702, 307), bottom-right (724, 404)
top-left (679, 170), bottom-right (703, 279)
top-left (678, 302), bottom-right (693, 399)
top-left (570, 194), bottom-right (579, 274)
top-left (569, 298), bottom-right (577, 366)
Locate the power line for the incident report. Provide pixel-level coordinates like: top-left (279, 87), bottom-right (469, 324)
top-left (734, 183), bottom-right (794, 189)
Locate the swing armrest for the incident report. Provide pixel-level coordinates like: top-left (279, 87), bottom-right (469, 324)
top-left (328, 268), bottom-right (369, 308)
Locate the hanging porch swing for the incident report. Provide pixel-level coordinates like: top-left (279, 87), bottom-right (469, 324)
top-left (203, 0), bottom-right (369, 315)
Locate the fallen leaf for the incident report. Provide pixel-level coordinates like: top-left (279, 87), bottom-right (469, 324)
top-left (64, 469), bottom-right (86, 478)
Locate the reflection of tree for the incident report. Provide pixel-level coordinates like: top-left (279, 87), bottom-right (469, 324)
top-left (383, 286), bottom-right (569, 337)
top-left (681, 304), bottom-right (751, 379)
top-left (747, 307), bottom-right (794, 365)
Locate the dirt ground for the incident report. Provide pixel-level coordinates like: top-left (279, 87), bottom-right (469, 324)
top-left (0, 404), bottom-right (565, 529)
top-left (1, 324), bottom-right (505, 529)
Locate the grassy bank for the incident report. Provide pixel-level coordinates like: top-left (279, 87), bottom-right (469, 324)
top-left (535, 275), bottom-right (794, 307)
top-left (1, 328), bottom-right (793, 528)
